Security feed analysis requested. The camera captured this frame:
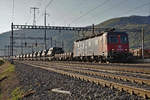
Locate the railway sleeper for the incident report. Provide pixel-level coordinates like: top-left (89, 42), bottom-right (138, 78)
top-left (22, 62), bottom-right (150, 99)
top-left (65, 68), bottom-right (141, 87)
top-left (60, 67), bottom-right (150, 98)
top-left (135, 80), bottom-right (143, 85)
top-left (33, 62), bottom-right (150, 87)
top-left (54, 63), bottom-right (150, 84)
top-left (123, 78), bottom-right (127, 81)
top-left (82, 74), bottom-right (150, 99)
top-left (110, 85), bottom-right (114, 90)
top-left (67, 67), bottom-right (150, 86)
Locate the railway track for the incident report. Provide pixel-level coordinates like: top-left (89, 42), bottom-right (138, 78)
top-left (18, 61), bottom-right (150, 99)
top-left (51, 62), bottom-right (150, 80)
top-left (36, 61), bottom-right (150, 79)
top-left (26, 61), bottom-right (150, 86)
top-left (50, 61), bottom-right (150, 74)
top-left (52, 61), bottom-right (150, 67)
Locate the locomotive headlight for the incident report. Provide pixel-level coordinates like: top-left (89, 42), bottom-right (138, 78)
top-left (125, 49), bottom-right (128, 51)
top-left (112, 49), bottom-right (114, 51)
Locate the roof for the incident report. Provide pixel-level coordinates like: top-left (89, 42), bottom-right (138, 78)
top-left (75, 32), bottom-right (104, 42)
top-left (75, 31), bottom-right (127, 42)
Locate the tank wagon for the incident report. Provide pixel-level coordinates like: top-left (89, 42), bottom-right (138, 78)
top-left (14, 47), bottom-right (64, 61)
top-left (33, 52), bottom-right (38, 60)
top-left (47, 47), bottom-right (64, 60)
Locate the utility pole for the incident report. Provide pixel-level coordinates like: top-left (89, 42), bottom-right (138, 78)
top-left (7, 46), bottom-right (10, 57)
top-left (50, 37), bottom-right (53, 47)
top-left (11, 22), bottom-right (14, 63)
top-left (44, 10), bottom-right (49, 50)
top-left (21, 37), bottom-right (23, 59)
top-left (32, 44), bottom-right (34, 53)
top-left (54, 40), bottom-right (56, 47)
top-left (61, 40), bottom-right (64, 49)
top-left (5, 46), bottom-right (8, 57)
top-left (92, 24), bottom-right (95, 35)
top-left (141, 27), bottom-right (144, 60)
top-left (30, 7), bottom-right (39, 26)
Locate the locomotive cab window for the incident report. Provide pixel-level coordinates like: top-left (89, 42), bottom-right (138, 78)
top-left (120, 35), bottom-right (128, 44)
top-left (108, 35), bottom-right (118, 44)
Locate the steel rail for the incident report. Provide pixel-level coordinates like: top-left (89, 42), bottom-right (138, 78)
top-left (51, 65), bottom-right (150, 86)
top-left (47, 61), bottom-right (150, 77)
top-left (24, 61), bottom-right (150, 78)
top-left (54, 62), bottom-right (150, 74)
top-left (30, 62), bottom-right (150, 86)
top-left (52, 61), bottom-right (150, 67)
top-left (20, 61), bottom-right (150, 99)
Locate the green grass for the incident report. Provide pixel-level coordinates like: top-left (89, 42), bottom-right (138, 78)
top-left (0, 63), bottom-right (20, 100)
top-left (0, 64), bottom-right (15, 80)
top-left (0, 90), bottom-right (2, 100)
top-left (0, 63), bottom-right (25, 100)
top-left (0, 60), bottom-right (4, 66)
top-left (11, 87), bottom-right (24, 100)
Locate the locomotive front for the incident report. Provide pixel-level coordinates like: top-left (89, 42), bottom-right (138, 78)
top-left (107, 32), bottom-right (131, 62)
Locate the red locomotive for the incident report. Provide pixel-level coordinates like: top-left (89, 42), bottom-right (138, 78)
top-left (73, 30), bottom-right (132, 62)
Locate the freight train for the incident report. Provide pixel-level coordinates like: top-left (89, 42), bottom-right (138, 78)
top-left (14, 29), bottom-right (132, 63)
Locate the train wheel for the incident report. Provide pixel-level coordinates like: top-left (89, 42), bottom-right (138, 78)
top-left (99, 60), bottom-right (103, 63)
top-left (106, 61), bottom-right (110, 64)
top-left (98, 57), bottom-right (104, 63)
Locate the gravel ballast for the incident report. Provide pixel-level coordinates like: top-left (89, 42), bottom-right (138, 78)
top-left (14, 62), bottom-right (143, 100)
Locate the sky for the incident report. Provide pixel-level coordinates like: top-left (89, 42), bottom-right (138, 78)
top-left (0, 0), bottom-right (150, 34)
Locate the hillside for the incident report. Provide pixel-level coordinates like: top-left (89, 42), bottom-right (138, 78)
top-left (98, 15), bottom-right (150, 27)
top-left (97, 15), bottom-right (150, 49)
top-left (0, 15), bottom-right (150, 56)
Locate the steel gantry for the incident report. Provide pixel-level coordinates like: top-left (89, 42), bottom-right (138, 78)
top-left (10, 23), bottom-right (100, 63)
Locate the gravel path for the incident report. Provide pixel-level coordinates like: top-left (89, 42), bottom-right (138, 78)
top-left (14, 62), bottom-right (143, 100)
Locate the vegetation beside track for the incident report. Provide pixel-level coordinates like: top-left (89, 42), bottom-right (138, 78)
top-left (11, 87), bottom-right (24, 100)
top-left (0, 60), bottom-right (4, 66)
top-left (0, 61), bottom-right (24, 100)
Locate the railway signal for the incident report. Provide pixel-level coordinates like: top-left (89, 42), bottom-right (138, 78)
top-left (25, 42), bottom-right (27, 47)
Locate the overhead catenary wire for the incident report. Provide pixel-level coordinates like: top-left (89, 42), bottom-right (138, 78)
top-left (36, 0), bottom-right (54, 49)
top-left (37, 0), bottom-right (45, 8)
top-left (25, 12), bottom-right (32, 25)
top-left (91, 0), bottom-right (127, 22)
top-left (124, 1), bottom-right (150, 14)
top-left (36, 0), bottom-right (54, 25)
top-left (69, 0), bottom-right (112, 25)
top-left (45, 0), bottom-right (54, 9)
top-left (93, 0), bottom-right (150, 24)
